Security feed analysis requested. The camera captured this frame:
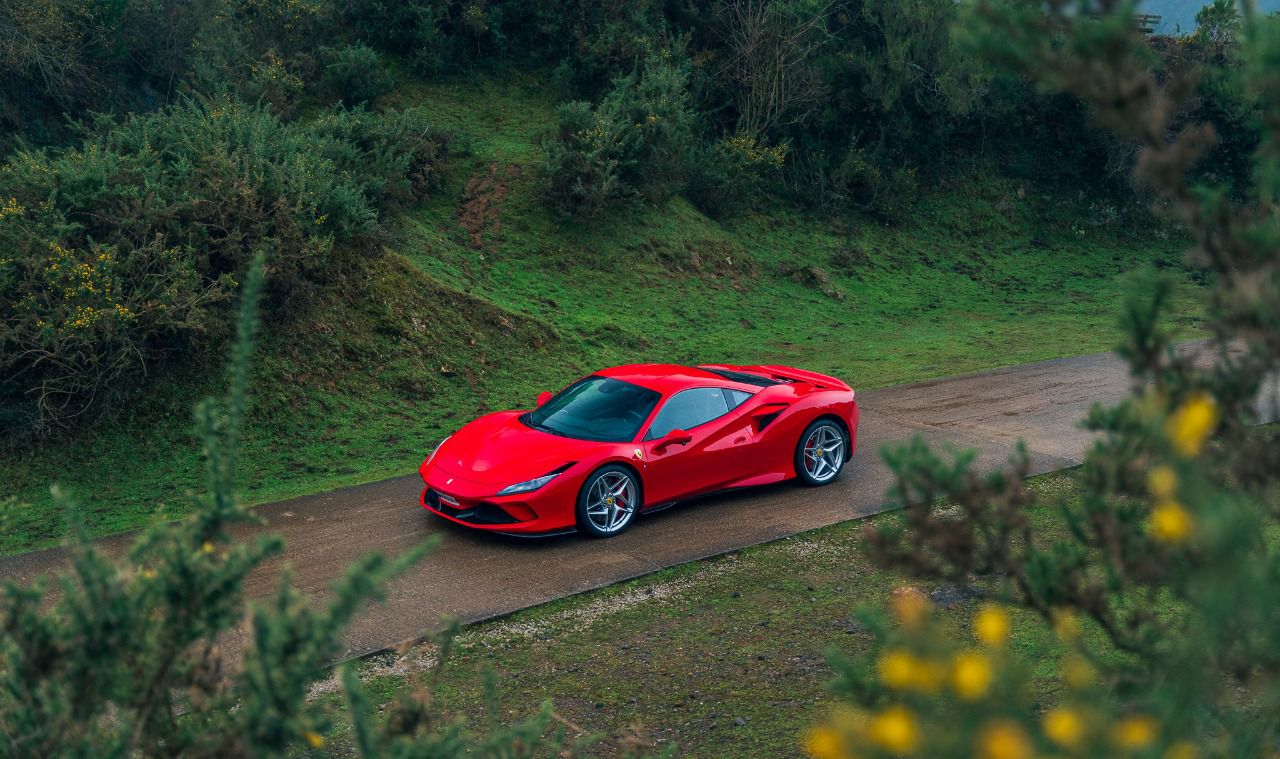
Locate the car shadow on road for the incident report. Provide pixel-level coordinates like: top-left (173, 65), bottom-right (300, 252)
top-left (420, 479), bottom-right (803, 552)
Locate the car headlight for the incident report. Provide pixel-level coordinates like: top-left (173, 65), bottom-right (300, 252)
top-left (426, 435), bottom-right (451, 466)
top-left (497, 472), bottom-right (561, 496)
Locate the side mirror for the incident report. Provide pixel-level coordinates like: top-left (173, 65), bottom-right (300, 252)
top-left (655, 428), bottom-right (693, 451)
top-left (535, 391), bottom-right (553, 408)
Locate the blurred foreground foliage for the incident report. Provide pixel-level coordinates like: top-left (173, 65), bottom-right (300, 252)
top-left (809, 2), bottom-right (1280, 757)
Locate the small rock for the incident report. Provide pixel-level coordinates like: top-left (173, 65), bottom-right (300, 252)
top-left (929, 584), bottom-right (986, 608)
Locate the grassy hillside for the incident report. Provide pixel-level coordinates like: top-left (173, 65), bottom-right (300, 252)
top-left (0, 73), bottom-right (1205, 556)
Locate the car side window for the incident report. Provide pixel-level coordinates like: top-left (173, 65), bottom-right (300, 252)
top-left (724, 388), bottom-right (752, 409)
top-left (646, 388), bottom-right (731, 439)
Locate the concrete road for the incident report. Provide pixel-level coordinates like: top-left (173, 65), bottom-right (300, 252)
top-left (3, 342), bottom-right (1271, 660)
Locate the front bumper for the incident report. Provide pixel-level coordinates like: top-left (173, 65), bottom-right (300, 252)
top-left (419, 465), bottom-right (578, 535)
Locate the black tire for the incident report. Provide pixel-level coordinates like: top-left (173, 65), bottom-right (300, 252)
top-left (794, 418), bottom-right (848, 486)
top-left (576, 465), bottom-right (642, 538)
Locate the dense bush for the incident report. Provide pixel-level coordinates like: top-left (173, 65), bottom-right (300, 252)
top-left (0, 98), bottom-right (449, 434)
top-left (541, 52), bottom-right (698, 219)
top-left (685, 133), bottom-right (788, 217)
top-left (321, 43), bottom-right (396, 104)
top-left (809, 3), bottom-right (1280, 757)
top-left (828, 140), bottom-right (920, 220)
top-left (0, 0), bottom-right (186, 149)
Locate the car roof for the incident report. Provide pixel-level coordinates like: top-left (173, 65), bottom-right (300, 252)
top-left (595, 364), bottom-right (751, 394)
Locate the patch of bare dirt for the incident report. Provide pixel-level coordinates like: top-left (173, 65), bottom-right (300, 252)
top-left (781, 263), bottom-right (845, 301)
top-left (458, 163), bottom-right (520, 250)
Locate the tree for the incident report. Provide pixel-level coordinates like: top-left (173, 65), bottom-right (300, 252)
top-left (717, 0), bottom-right (833, 139)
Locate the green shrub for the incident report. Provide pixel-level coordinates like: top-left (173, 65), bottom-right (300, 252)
top-left (829, 140), bottom-right (920, 220)
top-left (321, 43), bottom-right (395, 104)
top-left (685, 133), bottom-right (788, 217)
top-left (306, 106), bottom-right (452, 210)
top-left (0, 97), bottom-right (449, 434)
top-left (541, 52), bottom-right (698, 219)
top-left (241, 50), bottom-right (307, 117)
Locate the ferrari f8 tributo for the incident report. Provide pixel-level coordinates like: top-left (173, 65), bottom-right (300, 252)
top-left (418, 364), bottom-right (858, 537)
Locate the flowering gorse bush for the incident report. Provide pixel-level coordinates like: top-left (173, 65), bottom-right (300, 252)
top-left (809, 2), bottom-right (1280, 757)
top-left (0, 97), bottom-right (449, 434)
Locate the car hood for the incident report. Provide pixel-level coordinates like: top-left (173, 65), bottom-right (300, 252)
top-left (432, 411), bottom-right (602, 486)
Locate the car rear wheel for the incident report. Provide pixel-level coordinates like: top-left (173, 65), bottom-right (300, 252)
top-left (576, 466), bottom-right (640, 538)
top-left (795, 419), bottom-right (847, 486)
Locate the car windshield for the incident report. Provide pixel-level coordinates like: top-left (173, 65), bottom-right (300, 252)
top-left (524, 376), bottom-right (661, 442)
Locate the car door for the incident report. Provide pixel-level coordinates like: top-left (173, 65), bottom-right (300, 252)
top-left (640, 387), bottom-right (756, 505)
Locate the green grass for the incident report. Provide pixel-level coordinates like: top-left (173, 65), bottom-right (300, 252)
top-left (306, 473), bottom-right (1115, 758)
top-left (0, 72), bottom-right (1207, 556)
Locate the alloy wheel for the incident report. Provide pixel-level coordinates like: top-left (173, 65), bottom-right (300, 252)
top-left (584, 471), bottom-right (636, 533)
top-left (803, 424), bottom-right (844, 483)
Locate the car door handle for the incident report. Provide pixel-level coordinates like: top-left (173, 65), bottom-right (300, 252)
top-left (734, 436), bottom-right (746, 444)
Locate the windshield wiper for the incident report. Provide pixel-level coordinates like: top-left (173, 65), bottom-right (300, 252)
top-left (524, 414), bottom-right (569, 437)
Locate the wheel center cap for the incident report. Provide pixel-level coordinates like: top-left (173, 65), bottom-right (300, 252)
top-left (816, 448), bottom-right (824, 456)
top-left (605, 497), bottom-right (615, 506)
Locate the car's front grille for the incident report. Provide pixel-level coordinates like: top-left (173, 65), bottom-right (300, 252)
top-left (425, 489), bottom-right (521, 525)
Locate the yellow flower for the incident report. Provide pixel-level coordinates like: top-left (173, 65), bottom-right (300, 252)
top-left (1165, 391), bottom-right (1218, 457)
top-left (1112, 715), bottom-right (1159, 750)
top-left (202, 541), bottom-right (215, 554)
top-left (303, 730), bottom-right (325, 748)
top-left (1147, 465), bottom-right (1178, 499)
top-left (805, 727), bottom-right (846, 759)
top-left (1042, 707), bottom-right (1085, 750)
top-left (875, 649), bottom-right (944, 693)
top-left (142, 568), bottom-right (158, 580)
top-left (978, 720), bottom-right (1032, 759)
top-left (1163, 741), bottom-right (1197, 759)
top-left (868, 706), bottom-right (920, 754)
top-left (0, 197), bottom-right (23, 219)
top-left (1148, 500), bottom-right (1194, 544)
top-left (974, 604), bottom-right (1010, 647)
top-left (950, 650), bottom-right (994, 701)
top-left (877, 649), bottom-right (918, 690)
top-left (890, 587), bottom-right (930, 629)
top-left (1062, 655), bottom-right (1095, 689)
top-left (1051, 608), bottom-right (1081, 641)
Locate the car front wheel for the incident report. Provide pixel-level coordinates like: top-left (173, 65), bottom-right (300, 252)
top-left (576, 465), bottom-right (640, 537)
top-left (795, 419), bottom-right (847, 486)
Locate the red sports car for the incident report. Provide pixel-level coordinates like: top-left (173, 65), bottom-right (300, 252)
top-left (418, 364), bottom-right (858, 537)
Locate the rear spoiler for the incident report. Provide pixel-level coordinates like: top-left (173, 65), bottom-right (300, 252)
top-left (702, 363), bottom-right (851, 392)
top-left (750, 365), bottom-right (851, 391)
